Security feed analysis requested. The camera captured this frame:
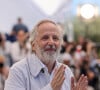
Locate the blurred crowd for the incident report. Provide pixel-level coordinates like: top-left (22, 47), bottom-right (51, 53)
top-left (60, 35), bottom-right (100, 90)
top-left (0, 18), bottom-right (100, 90)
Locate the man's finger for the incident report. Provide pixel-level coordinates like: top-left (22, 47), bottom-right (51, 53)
top-left (55, 65), bottom-right (65, 76)
top-left (78, 74), bottom-right (84, 85)
top-left (54, 65), bottom-right (65, 80)
top-left (71, 77), bottom-right (75, 90)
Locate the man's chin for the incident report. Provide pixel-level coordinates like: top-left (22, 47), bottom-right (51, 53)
top-left (44, 51), bottom-right (56, 55)
top-left (43, 52), bottom-right (57, 60)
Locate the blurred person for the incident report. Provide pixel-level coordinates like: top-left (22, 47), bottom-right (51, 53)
top-left (74, 44), bottom-right (87, 66)
top-left (60, 42), bottom-right (76, 66)
top-left (77, 36), bottom-right (85, 47)
top-left (86, 41), bottom-right (99, 79)
top-left (71, 45), bottom-right (87, 82)
top-left (6, 17), bottom-right (29, 43)
top-left (86, 41), bottom-right (98, 61)
top-left (60, 34), bottom-right (68, 53)
top-left (73, 45), bottom-right (85, 69)
top-left (10, 29), bottom-right (30, 63)
top-left (61, 53), bottom-right (72, 66)
top-left (65, 42), bottom-right (76, 57)
top-left (77, 36), bottom-right (88, 53)
top-left (80, 55), bottom-right (98, 90)
top-left (5, 29), bottom-right (17, 43)
top-left (5, 20), bottom-right (88, 90)
top-left (89, 59), bottom-right (100, 90)
top-left (12, 17), bottom-right (29, 39)
top-left (0, 55), bottom-right (9, 90)
top-left (74, 45), bottom-right (83, 61)
top-left (0, 33), bottom-right (12, 66)
top-left (12, 17), bottom-right (28, 33)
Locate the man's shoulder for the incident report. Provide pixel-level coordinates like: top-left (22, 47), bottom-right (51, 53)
top-left (10, 58), bottom-right (27, 72)
top-left (5, 58), bottom-right (28, 89)
top-left (10, 54), bottom-right (36, 72)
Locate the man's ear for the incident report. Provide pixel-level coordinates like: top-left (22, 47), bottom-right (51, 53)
top-left (31, 41), bottom-right (36, 52)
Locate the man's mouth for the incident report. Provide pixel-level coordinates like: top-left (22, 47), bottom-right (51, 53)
top-left (44, 48), bottom-right (56, 52)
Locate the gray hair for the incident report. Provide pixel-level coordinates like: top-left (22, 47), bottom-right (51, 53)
top-left (29, 20), bottom-right (64, 45)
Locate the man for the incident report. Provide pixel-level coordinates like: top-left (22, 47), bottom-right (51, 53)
top-left (10, 29), bottom-right (30, 63)
top-left (12, 17), bottom-right (28, 33)
top-left (12, 17), bottom-right (29, 41)
top-left (0, 55), bottom-right (9, 90)
top-left (4, 20), bottom-right (88, 90)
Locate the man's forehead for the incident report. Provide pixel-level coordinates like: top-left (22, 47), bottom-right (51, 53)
top-left (38, 21), bottom-right (57, 28)
top-left (37, 20), bottom-right (56, 27)
top-left (37, 22), bottom-right (59, 33)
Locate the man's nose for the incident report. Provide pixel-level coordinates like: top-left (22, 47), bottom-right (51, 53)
top-left (48, 37), bottom-right (54, 44)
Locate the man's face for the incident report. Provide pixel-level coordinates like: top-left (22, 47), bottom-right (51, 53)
top-left (33, 22), bottom-right (62, 64)
top-left (17, 30), bottom-right (27, 43)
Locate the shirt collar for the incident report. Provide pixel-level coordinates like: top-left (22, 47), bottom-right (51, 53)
top-left (27, 53), bottom-right (46, 77)
top-left (27, 53), bottom-right (60, 77)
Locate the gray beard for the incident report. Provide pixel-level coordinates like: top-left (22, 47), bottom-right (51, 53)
top-left (41, 50), bottom-right (58, 62)
top-left (36, 45), bottom-right (61, 64)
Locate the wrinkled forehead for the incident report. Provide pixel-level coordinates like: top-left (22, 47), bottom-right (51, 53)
top-left (37, 22), bottom-right (60, 35)
top-left (37, 20), bottom-right (57, 27)
top-left (30, 20), bottom-right (63, 43)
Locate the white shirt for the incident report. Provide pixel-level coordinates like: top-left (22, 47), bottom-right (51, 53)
top-left (4, 53), bottom-right (73, 90)
top-left (10, 42), bottom-right (31, 63)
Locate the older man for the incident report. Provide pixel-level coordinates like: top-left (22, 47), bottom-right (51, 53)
top-left (4, 20), bottom-right (88, 90)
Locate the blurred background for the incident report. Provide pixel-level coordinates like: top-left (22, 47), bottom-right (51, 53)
top-left (0, 0), bottom-right (100, 90)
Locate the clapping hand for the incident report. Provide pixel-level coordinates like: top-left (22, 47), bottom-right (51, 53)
top-left (51, 65), bottom-right (66, 90)
top-left (71, 75), bottom-right (88, 90)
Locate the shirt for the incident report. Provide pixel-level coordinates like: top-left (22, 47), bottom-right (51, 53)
top-left (10, 42), bottom-right (31, 63)
top-left (4, 53), bottom-right (73, 90)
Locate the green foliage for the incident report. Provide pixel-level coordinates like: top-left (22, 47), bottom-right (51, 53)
top-left (73, 17), bottom-right (100, 42)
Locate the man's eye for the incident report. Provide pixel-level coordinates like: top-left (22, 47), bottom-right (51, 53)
top-left (41, 36), bottom-right (49, 40)
top-left (53, 36), bottom-right (59, 40)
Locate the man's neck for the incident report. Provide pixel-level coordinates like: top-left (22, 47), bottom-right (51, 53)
top-left (45, 60), bottom-right (56, 74)
top-left (35, 53), bottom-right (56, 74)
